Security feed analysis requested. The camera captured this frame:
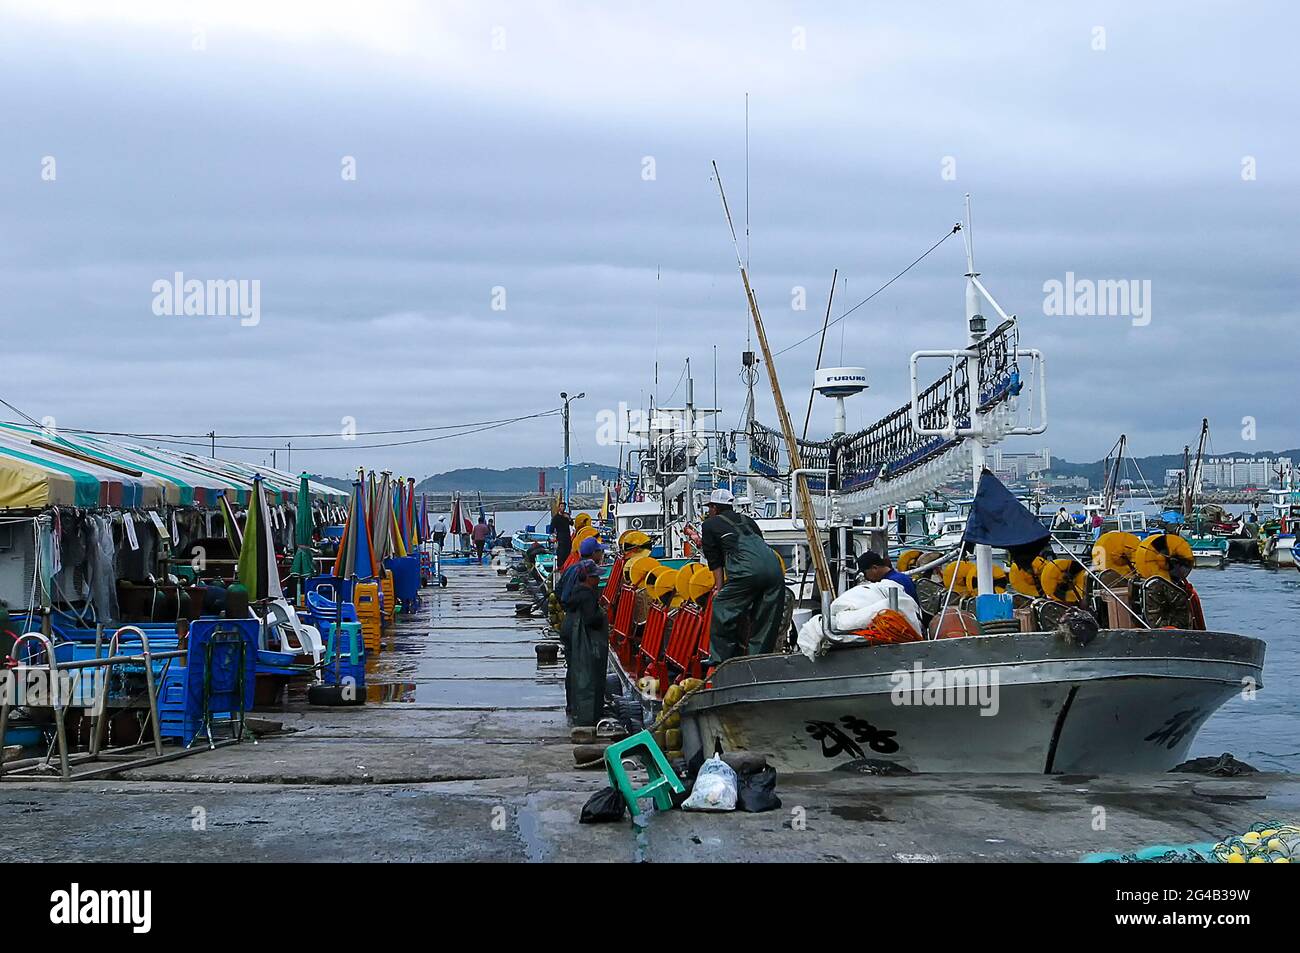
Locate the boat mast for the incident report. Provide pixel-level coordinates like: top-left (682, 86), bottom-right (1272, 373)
top-left (714, 161), bottom-right (835, 597)
top-left (962, 195), bottom-right (996, 598)
top-left (1103, 433), bottom-right (1126, 516)
top-left (1188, 418), bottom-right (1209, 517)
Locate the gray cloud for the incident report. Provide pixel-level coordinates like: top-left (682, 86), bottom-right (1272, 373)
top-left (0, 2), bottom-right (1295, 479)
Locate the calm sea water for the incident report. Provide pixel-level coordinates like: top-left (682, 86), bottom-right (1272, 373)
top-left (484, 509), bottom-right (1297, 772)
top-left (1185, 566), bottom-right (1298, 771)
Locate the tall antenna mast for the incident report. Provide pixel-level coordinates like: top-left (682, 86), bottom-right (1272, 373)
top-left (744, 93), bottom-right (752, 350)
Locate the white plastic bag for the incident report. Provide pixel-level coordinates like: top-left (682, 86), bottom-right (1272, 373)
top-left (797, 614), bottom-right (828, 660)
top-left (682, 755), bottom-right (738, 811)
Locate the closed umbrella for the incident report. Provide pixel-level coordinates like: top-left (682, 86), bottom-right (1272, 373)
top-left (333, 477), bottom-right (377, 580)
top-left (449, 493), bottom-right (467, 535)
top-left (237, 474), bottom-right (284, 600)
top-left (290, 472), bottom-right (315, 579)
top-left (218, 491), bottom-right (243, 551)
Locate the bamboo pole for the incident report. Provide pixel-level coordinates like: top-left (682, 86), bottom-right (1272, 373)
top-left (713, 161), bottom-right (835, 597)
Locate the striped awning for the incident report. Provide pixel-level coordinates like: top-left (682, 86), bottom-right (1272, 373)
top-left (0, 422), bottom-right (346, 511)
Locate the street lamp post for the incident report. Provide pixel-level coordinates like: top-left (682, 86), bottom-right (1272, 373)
top-left (560, 391), bottom-right (585, 509)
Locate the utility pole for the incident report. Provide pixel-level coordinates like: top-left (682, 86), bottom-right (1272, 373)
top-left (287, 442), bottom-right (292, 473)
top-left (208, 431), bottom-right (216, 458)
top-left (559, 391), bottom-right (585, 508)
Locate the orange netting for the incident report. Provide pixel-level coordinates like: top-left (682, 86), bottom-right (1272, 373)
top-left (851, 609), bottom-right (923, 644)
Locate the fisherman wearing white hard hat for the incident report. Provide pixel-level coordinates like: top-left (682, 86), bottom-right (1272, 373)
top-left (701, 487), bottom-right (786, 667)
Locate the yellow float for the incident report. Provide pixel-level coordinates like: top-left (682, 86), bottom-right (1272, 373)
top-left (895, 549), bottom-right (923, 573)
top-left (1093, 531), bottom-right (1141, 576)
top-left (1134, 533), bottom-right (1194, 581)
top-left (624, 554), bottom-right (660, 587)
top-left (1040, 558), bottom-right (1088, 603)
top-left (1009, 556), bottom-right (1048, 596)
top-left (674, 563), bottom-right (716, 603)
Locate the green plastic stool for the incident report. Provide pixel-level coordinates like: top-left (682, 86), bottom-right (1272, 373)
top-left (603, 730), bottom-right (685, 816)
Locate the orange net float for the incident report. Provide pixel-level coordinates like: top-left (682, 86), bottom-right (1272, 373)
top-left (927, 607), bottom-right (980, 639)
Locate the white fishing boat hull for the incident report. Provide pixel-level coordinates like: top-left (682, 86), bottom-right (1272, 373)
top-left (677, 629), bottom-right (1263, 774)
top-left (1262, 534), bottom-right (1295, 568)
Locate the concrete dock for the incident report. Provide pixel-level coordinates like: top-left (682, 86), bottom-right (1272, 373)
top-left (2, 566), bottom-right (1296, 862)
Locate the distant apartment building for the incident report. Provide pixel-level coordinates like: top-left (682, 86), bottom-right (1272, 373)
top-left (1045, 475), bottom-right (1090, 493)
top-left (575, 475), bottom-right (611, 495)
top-left (1170, 457), bottom-right (1292, 490)
top-left (989, 448), bottom-right (1051, 480)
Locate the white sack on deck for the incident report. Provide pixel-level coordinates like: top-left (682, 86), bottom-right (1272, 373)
top-left (796, 580), bottom-right (923, 661)
top-left (829, 580), bottom-right (922, 635)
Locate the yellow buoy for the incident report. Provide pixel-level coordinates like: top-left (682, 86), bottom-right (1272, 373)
top-left (1040, 558), bottom-right (1087, 604)
top-left (619, 529), bottom-right (651, 550)
top-left (674, 563), bottom-right (716, 603)
top-left (941, 560), bottom-right (978, 597)
top-left (1134, 533), bottom-right (1194, 580)
top-left (625, 555), bottom-right (659, 587)
top-left (1093, 531), bottom-right (1141, 576)
top-left (1009, 556), bottom-right (1047, 596)
top-left (896, 549), bottom-right (923, 573)
top-left (647, 566), bottom-right (679, 600)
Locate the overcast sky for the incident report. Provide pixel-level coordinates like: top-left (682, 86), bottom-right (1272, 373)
top-left (1, 1), bottom-right (1295, 480)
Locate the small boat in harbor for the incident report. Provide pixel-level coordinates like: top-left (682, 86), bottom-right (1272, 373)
top-left (1187, 533), bottom-right (1229, 569)
top-left (1259, 485), bottom-right (1298, 568)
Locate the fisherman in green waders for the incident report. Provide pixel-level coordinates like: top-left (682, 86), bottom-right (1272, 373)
top-left (701, 488), bottom-right (785, 666)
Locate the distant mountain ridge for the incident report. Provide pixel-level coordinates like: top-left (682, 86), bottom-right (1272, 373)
top-left (412, 463), bottom-right (619, 493)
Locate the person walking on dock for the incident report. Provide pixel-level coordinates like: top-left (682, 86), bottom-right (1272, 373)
top-left (432, 515), bottom-right (447, 552)
top-left (472, 516), bottom-right (490, 564)
top-left (702, 488), bottom-right (786, 666)
top-left (552, 506), bottom-right (573, 566)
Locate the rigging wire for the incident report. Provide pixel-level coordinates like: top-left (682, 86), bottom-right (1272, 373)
top-left (0, 406), bottom-right (560, 453)
top-left (772, 224), bottom-right (961, 358)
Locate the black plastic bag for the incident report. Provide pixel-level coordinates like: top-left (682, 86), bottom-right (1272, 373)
top-left (580, 786), bottom-right (627, 823)
top-left (736, 765), bottom-right (781, 813)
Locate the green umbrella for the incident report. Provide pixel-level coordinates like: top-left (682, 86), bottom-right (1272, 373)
top-left (290, 472), bottom-right (315, 578)
top-left (237, 474), bottom-right (284, 601)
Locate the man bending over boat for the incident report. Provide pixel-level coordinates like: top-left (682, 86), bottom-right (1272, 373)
top-left (1142, 551), bottom-right (1205, 630)
top-left (702, 488), bottom-right (786, 666)
top-left (856, 551), bottom-right (918, 601)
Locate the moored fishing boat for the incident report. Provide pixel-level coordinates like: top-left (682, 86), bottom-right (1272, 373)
top-left (678, 628), bottom-right (1263, 773)
top-left (591, 193), bottom-right (1265, 774)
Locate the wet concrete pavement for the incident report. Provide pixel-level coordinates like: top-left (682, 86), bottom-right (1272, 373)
top-left (2, 564), bottom-right (1296, 862)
